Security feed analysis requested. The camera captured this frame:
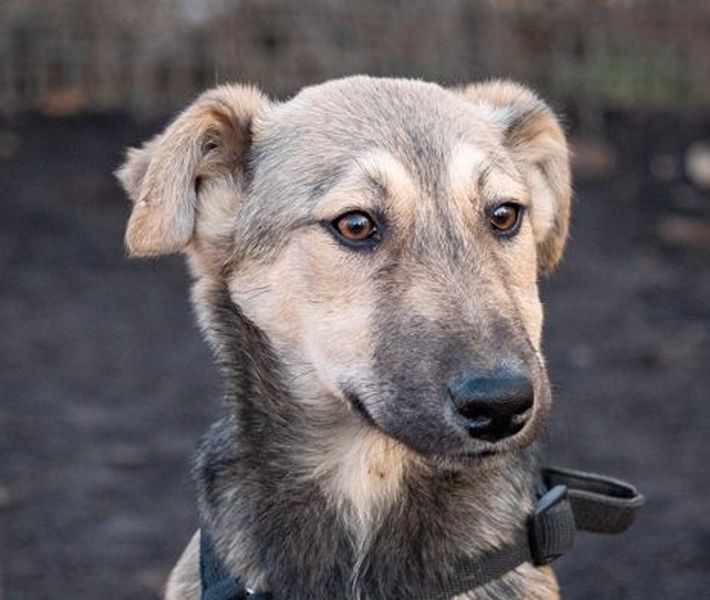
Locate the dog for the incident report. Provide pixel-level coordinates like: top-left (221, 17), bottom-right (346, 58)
top-left (117, 76), bottom-right (571, 599)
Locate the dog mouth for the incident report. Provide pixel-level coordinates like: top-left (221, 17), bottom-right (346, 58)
top-left (458, 408), bottom-right (532, 443)
top-left (343, 389), bottom-right (536, 459)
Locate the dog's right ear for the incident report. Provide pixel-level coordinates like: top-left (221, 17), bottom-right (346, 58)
top-left (116, 84), bottom-right (269, 256)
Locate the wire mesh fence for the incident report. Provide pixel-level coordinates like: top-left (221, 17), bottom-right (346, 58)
top-left (1, 0), bottom-right (709, 122)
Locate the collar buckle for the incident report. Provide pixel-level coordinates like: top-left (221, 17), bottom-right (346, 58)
top-left (528, 484), bottom-right (576, 566)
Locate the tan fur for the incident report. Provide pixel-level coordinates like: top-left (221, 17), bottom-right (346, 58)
top-left (116, 84), bottom-right (268, 257)
top-left (356, 149), bottom-right (419, 227)
top-left (228, 232), bottom-right (378, 409)
top-left (447, 143), bottom-right (489, 214)
top-left (118, 76), bottom-right (571, 600)
top-left (307, 424), bottom-right (413, 588)
top-left (310, 425), bottom-right (411, 526)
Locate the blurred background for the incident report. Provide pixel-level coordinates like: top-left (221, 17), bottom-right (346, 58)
top-left (1, 1), bottom-right (709, 598)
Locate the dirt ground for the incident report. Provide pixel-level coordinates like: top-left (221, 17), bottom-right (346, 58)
top-left (1, 110), bottom-right (709, 599)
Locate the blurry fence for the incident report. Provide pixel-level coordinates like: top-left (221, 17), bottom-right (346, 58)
top-left (1, 0), bottom-right (709, 121)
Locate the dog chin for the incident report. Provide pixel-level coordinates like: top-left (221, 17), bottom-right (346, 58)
top-left (373, 426), bottom-right (525, 473)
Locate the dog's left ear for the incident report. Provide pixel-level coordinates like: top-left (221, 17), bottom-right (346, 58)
top-left (116, 84), bottom-right (269, 257)
top-left (460, 81), bottom-right (571, 272)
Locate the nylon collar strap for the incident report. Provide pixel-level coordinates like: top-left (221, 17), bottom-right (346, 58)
top-left (199, 466), bottom-right (644, 600)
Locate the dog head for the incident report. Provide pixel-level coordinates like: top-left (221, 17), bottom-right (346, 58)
top-left (118, 77), bottom-right (570, 463)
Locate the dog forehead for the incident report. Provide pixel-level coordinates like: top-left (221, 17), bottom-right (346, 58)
top-left (251, 77), bottom-right (502, 195)
top-left (276, 76), bottom-right (471, 132)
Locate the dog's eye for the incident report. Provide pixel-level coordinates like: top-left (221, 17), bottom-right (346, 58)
top-left (488, 202), bottom-right (524, 237)
top-left (332, 211), bottom-right (378, 243)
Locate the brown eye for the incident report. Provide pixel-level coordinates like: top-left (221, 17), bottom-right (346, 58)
top-left (488, 203), bottom-right (524, 236)
top-left (333, 211), bottom-right (378, 243)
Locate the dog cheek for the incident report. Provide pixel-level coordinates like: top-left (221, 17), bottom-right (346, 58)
top-left (515, 290), bottom-right (544, 351)
top-left (500, 258), bottom-right (544, 351)
top-left (527, 362), bottom-right (552, 439)
top-left (294, 241), bottom-right (383, 394)
top-left (301, 305), bottom-right (377, 397)
top-left (228, 251), bottom-right (308, 352)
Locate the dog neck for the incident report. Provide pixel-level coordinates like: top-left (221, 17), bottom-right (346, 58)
top-left (194, 284), bottom-right (556, 599)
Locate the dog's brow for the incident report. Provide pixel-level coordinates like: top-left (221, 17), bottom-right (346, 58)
top-left (355, 150), bottom-right (417, 201)
top-left (449, 144), bottom-right (529, 208)
top-left (481, 159), bottom-right (530, 207)
top-left (448, 144), bottom-right (489, 204)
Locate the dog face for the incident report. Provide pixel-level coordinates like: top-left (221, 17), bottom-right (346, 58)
top-left (118, 77), bottom-right (570, 462)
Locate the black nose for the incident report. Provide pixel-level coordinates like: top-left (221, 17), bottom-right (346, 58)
top-left (448, 369), bottom-right (534, 442)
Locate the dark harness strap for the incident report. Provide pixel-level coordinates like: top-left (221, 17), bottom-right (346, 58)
top-left (200, 466), bottom-right (643, 600)
top-left (432, 466), bottom-right (644, 599)
top-left (544, 466), bottom-right (643, 534)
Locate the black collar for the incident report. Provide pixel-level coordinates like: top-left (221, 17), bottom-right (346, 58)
top-left (199, 465), bottom-right (643, 600)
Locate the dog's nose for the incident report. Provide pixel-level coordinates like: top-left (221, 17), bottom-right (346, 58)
top-left (448, 369), bottom-right (533, 442)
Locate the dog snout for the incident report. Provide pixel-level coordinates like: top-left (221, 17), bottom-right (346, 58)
top-left (448, 368), bottom-right (534, 442)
